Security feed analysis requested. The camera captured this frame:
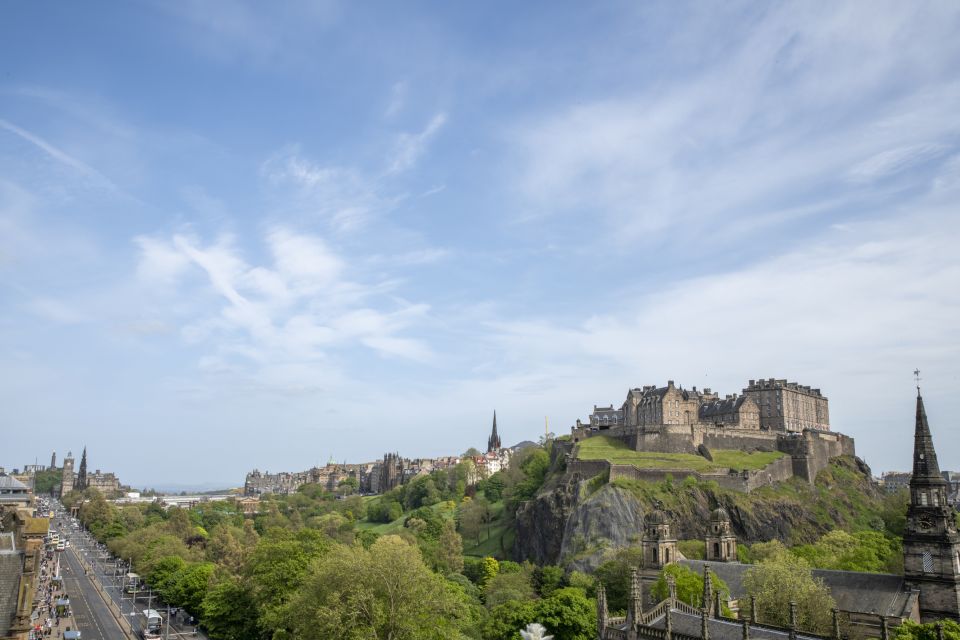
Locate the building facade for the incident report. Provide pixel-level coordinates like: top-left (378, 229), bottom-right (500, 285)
top-left (742, 378), bottom-right (830, 432)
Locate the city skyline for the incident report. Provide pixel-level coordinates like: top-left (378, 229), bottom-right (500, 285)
top-left (2, 2), bottom-right (959, 486)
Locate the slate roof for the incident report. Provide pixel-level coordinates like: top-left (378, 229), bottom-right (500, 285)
top-left (699, 396), bottom-right (750, 419)
top-left (680, 560), bottom-right (917, 618)
top-left (645, 610), bottom-right (825, 640)
top-left (0, 475), bottom-right (28, 490)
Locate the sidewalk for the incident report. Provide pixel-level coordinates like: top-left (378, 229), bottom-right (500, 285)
top-left (29, 549), bottom-right (80, 639)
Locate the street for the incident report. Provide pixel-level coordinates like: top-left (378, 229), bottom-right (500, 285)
top-left (61, 546), bottom-right (128, 640)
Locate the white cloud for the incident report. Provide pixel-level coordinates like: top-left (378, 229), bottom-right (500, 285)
top-left (133, 227), bottom-right (434, 391)
top-left (386, 113), bottom-right (448, 175)
top-left (0, 118), bottom-right (116, 190)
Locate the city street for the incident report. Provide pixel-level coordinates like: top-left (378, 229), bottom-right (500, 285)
top-left (62, 515), bottom-right (206, 640)
top-left (61, 546), bottom-right (128, 640)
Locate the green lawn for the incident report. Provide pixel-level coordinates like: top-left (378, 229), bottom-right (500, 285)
top-left (356, 499), bottom-right (458, 534)
top-left (575, 435), bottom-right (784, 472)
top-left (463, 501), bottom-right (511, 559)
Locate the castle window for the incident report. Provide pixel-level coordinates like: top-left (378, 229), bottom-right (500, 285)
top-left (923, 552), bottom-right (934, 573)
top-left (921, 492), bottom-right (928, 506)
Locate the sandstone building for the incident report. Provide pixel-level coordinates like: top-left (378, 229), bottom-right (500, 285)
top-left (575, 378), bottom-right (851, 489)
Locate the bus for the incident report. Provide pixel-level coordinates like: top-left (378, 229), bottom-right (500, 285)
top-left (138, 609), bottom-right (163, 639)
top-left (124, 573), bottom-right (141, 595)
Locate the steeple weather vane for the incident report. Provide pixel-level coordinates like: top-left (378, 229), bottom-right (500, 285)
top-left (914, 368), bottom-right (922, 392)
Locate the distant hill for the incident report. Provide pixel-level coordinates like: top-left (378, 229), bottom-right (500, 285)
top-left (510, 441), bottom-right (538, 450)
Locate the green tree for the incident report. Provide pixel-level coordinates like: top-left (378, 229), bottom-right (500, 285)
top-left (743, 549), bottom-right (836, 633)
top-left (593, 546), bottom-right (644, 612)
top-left (201, 577), bottom-right (259, 640)
top-left (534, 565), bottom-right (565, 598)
top-left (895, 620), bottom-right (960, 640)
top-left (174, 562), bottom-right (215, 614)
top-left (288, 535), bottom-right (466, 640)
top-left (480, 557), bottom-right (500, 589)
top-left (650, 564), bottom-right (730, 612)
top-left (484, 568), bottom-right (535, 608)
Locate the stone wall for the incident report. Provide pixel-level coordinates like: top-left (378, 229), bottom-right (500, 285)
top-left (567, 454), bottom-right (796, 493)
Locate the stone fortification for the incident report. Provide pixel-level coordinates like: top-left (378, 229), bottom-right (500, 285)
top-left (572, 378), bottom-right (855, 490)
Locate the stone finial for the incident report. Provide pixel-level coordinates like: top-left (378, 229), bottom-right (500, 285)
top-left (880, 616), bottom-right (889, 640)
top-left (665, 604), bottom-right (673, 640)
top-left (715, 589), bottom-right (723, 619)
top-left (667, 575), bottom-right (677, 602)
top-left (831, 608), bottom-right (841, 640)
top-left (702, 566), bottom-right (714, 614)
top-left (742, 620), bottom-right (750, 640)
top-left (701, 607), bottom-right (710, 640)
top-left (750, 595), bottom-right (757, 624)
top-left (937, 622), bottom-right (945, 640)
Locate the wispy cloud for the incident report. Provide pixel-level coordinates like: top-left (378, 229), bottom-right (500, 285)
top-left (0, 118), bottom-right (117, 189)
top-left (386, 113), bottom-right (447, 175)
top-left (134, 227), bottom-right (434, 392)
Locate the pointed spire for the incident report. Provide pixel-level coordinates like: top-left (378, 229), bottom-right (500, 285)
top-left (628, 568), bottom-right (642, 627)
top-left (912, 392), bottom-right (944, 481)
top-left (487, 411), bottom-right (502, 452)
top-left (597, 582), bottom-right (609, 638)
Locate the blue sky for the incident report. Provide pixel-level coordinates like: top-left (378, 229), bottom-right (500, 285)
top-left (2, 1), bottom-right (959, 487)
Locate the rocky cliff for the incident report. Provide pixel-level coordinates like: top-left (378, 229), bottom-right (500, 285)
top-left (514, 455), bottom-right (886, 572)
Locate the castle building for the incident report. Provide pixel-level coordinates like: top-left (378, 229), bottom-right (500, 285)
top-left (487, 411), bottom-right (502, 453)
top-left (742, 378), bottom-right (830, 432)
top-left (698, 395), bottom-right (761, 429)
top-left (902, 391), bottom-right (960, 621)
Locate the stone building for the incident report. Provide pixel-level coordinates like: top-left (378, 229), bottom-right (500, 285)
top-left (590, 405), bottom-right (625, 429)
top-left (624, 381), bottom-right (703, 428)
top-left (742, 378), bottom-right (830, 432)
top-left (58, 452), bottom-right (74, 497)
top-left (641, 510), bottom-right (677, 570)
top-left (86, 470), bottom-right (121, 495)
top-left (698, 395), bottom-right (761, 429)
top-left (0, 474), bottom-right (48, 640)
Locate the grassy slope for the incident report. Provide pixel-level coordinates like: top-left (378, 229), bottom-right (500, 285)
top-left (575, 435), bottom-right (784, 472)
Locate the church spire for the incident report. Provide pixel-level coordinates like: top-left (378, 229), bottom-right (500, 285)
top-left (487, 411), bottom-right (502, 453)
top-left (912, 391), bottom-right (943, 483)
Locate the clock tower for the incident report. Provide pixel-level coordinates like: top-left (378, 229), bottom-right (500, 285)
top-left (903, 391), bottom-right (960, 621)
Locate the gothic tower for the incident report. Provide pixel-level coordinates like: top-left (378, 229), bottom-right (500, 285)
top-left (641, 509), bottom-right (677, 569)
top-left (76, 446), bottom-right (88, 491)
top-left (903, 391), bottom-right (960, 621)
top-left (59, 452), bottom-right (75, 497)
top-left (706, 507), bottom-right (738, 562)
top-left (49, 451), bottom-right (56, 471)
top-left (487, 411), bottom-right (502, 453)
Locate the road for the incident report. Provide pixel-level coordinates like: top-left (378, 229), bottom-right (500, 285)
top-left (61, 546), bottom-right (129, 640)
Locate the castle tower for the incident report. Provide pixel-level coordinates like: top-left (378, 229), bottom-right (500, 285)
top-left (50, 451), bottom-right (56, 470)
top-left (706, 507), bottom-right (738, 562)
top-left (642, 509), bottom-right (677, 569)
top-left (903, 391), bottom-right (960, 621)
top-left (487, 411), bottom-right (502, 453)
top-left (76, 446), bottom-right (88, 491)
top-left (59, 452), bottom-right (75, 497)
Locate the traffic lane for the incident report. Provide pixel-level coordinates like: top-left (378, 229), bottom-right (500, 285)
top-left (62, 548), bottom-right (128, 640)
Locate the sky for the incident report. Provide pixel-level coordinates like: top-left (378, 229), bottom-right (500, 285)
top-left (1, 1), bottom-right (959, 488)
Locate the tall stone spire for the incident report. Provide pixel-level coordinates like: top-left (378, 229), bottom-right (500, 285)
top-left (50, 451), bottom-right (56, 470)
top-left (597, 582), bottom-right (609, 638)
top-left (912, 391), bottom-right (943, 482)
top-left (77, 446), bottom-right (88, 491)
top-left (487, 411), bottom-right (502, 453)
top-left (703, 566), bottom-right (714, 615)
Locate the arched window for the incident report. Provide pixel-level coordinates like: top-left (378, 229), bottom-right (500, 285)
top-left (923, 552), bottom-right (934, 573)
top-left (714, 542), bottom-right (720, 558)
top-left (665, 547), bottom-right (671, 563)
